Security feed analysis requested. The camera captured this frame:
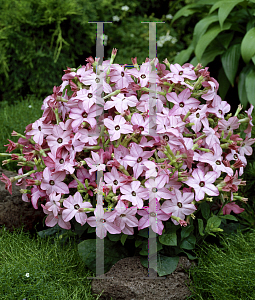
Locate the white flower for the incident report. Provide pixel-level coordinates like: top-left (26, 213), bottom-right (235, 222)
top-left (113, 15), bottom-right (120, 22)
top-left (171, 37), bottom-right (177, 44)
top-left (99, 34), bottom-right (108, 46)
top-left (157, 40), bottom-right (164, 47)
top-left (166, 14), bottom-right (173, 19)
top-left (25, 273), bottom-right (29, 277)
top-left (28, 105), bottom-right (32, 108)
top-left (121, 5), bottom-right (129, 11)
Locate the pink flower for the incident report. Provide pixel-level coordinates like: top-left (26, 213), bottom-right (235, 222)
top-left (86, 204), bottom-right (121, 239)
top-left (122, 143), bottom-right (155, 179)
top-left (144, 175), bottom-right (174, 201)
top-left (41, 207), bottom-right (71, 230)
top-left (120, 180), bottom-right (149, 209)
top-left (109, 64), bottom-right (133, 89)
top-left (62, 192), bottom-right (93, 226)
top-left (104, 166), bottom-right (127, 193)
top-left (41, 192), bottom-right (62, 217)
top-left (46, 125), bottom-right (72, 157)
top-left (104, 93), bottom-right (138, 114)
top-left (222, 202), bottom-right (244, 215)
top-left (0, 173), bottom-right (12, 194)
top-left (104, 115), bottom-right (133, 141)
top-left (29, 117), bottom-right (53, 145)
top-left (137, 198), bottom-right (170, 235)
top-left (185, 168), bottom-right (219, 201)
top-left (161, 189), bottom-right (196, 225)
top-left (40, 167), bottom-right (69, 196)
top-left (84, 151), bottom-right (106, 175)
top-left (113, 200), bottom-right (139, 235)
top-left (167, 88), bottom-right (200, 116)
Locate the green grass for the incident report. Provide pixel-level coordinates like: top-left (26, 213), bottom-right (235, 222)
top-left (187, 228), bottom-right (255, 299)
top-left (0, 225), bottom-right (110, 300)
top-left (0, 95), bottom-right (43, 171)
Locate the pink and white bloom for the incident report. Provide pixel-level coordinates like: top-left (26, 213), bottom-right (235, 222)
top-left (62, 192), bottom-right (93, 226)
top-left (161, 189), bottom-right (196, 225)
top-left (120, 180), bottom-right (149, 209)
top-left (104, 115), bottom-right (133, 141)
top-left (185, 168), bottom-right (219, 201)
top-left (144, 175), bottom-right (174, 201)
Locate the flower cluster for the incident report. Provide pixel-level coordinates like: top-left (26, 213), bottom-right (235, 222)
top-left (1, 49), bottom-right (254, 239)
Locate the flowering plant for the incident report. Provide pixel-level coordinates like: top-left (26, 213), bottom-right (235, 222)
top-left (1, 48), bottom-right (254, 275)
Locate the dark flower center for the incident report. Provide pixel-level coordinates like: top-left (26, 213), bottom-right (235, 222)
top-left (38, 126), bottom-right (42, 131)
top-left (115, 125), bottom-right (120, 131)
top-left (234, 154), bottom-right (238, 159)
top-left (49, 180), bottom-right (55, 186)
top-left (163, 135), bottom-right (169, 141)
top-left (152, 187), bottom-right (157, 193)
top-left (95, 78), bottom-right (100, 83)
top-left (216, 160), bottom-right (221, 165)
top-left (179, 102), bottom-right (184, 108)
top-left (74, 204), bottom-right (80, 210)
top-left (199, 181), bottom-right (205, 187)
top-left (100, 218), bottom-right (106, 223)
top-left (59, 158), bottom-right (64, 164)
top-left (141, 74), bottom-right (146, 79)
top-left (177, 202), bottom-right (182, 208)
top-left (218, 109), bottom-right (222, 115)
top-left (120, 214), bottom-right (126, 217)
top-left (227, 126), bottom-right (230, 130)
top-left (150, 212), bottom-right (156, 217)
top-left (139, 126), bottom-right (144, 131)
top-left (137, 157), bottom-right (142, 163)
top-left (179, 71), bottom-right (183, 75)
top-left (82, 112), bottom-right (88, 118)
top-left (88, 93), bottom-right (93, 98)
top-left (132, 191), bottom-right (136, 196)
top-left (155, 167), bottom-right (159, 172)
top-left (196, 113), bottom-right (200, 118)
top-left (57, 138), bottom-right (63, 143)
top-left (113, 179), bottom-right (118, 185)
top-left (121, 71), bottom-right (125, 77)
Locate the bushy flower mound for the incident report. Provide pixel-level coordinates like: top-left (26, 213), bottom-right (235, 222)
top-left (1, 48), bottom-right (254, 240)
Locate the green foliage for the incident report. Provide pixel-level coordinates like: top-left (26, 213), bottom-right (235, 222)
top-left (0, 95), bottom-right (43, 171)
top-left (189, 229), bottom-right (255, 299)
top-left (172, 0), bottom-right (255, 108)
top-left (0, 0), bottom-right (198, 104)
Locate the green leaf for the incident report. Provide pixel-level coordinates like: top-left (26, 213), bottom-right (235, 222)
top-left (200, 202), bottom-right (211, 220)
top-left (182, 250), bottom-right (198, 260)
top-left (171, 4), bottom-right (200, 24)
top-left (180, 234), bottom-right (196, 250)
top-left (200, 44), bottom-right (225, 66)
top-left (245, 68), bottom-right (255, 106)
top-left (217, 31), bottom-right (234, 49)
top-left (107, 232), bottom-right (121, 242)
top-left (252, 55), bottom-right (255, 65)
top-left (193, 14), bottom-right (219, 45)
top-left (198, 219), bottom-right (205, 236)
top-left (159, 230), bottom-right (177, 246)
top-left (77, 238), bottom-right (129, 274)
top-left (138, 228), bottom-right (149, 238)
top-left (205, 215), bottom-right (222, 232)
top-left (120, 234), bottom-right (128, 246)
top-left (209, 0), bottom-right (244, 27)
top-left (219, 0), bottom-right (244, 28)
top-left (87, 226), bottom-right (96, 233)
top-left (135, 240), bottom-right (143, 248)
top-left (221, 44), bottom-right (241, 86)
top-left (140, 253), bottom-right (179, 276)
top-left (241, 27), bottom-right (255, 63)
top-left (181, 225), bottom-right (194, 241)
top-left (174, 43), bottom-right (194, 66)
top-left (238, 65), bottom-right (253, 108)
top-left (218, 67), bottom-right (231, 99)
top-left (219, 214), bottom-right (238, 221)
top-left (195, 23), bottom-right (232, 61)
